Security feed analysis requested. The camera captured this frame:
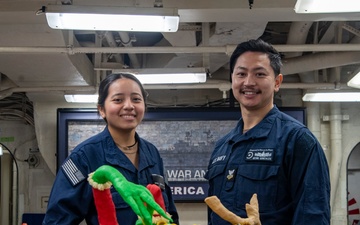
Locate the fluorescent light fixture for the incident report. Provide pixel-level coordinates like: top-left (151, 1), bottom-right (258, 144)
top-left (347, 71), bottom-right (360, 89)
top-left (294, 0), bottom-right (360, 13)
top-left (65, 68), bottom-right (207, 103)
top-left (302, 91), bottom-right (360, 102)
top-left (113, 68), bottom-right (207, 84)
top-left (0, 145), bottom-right (3, 156)
top-left (64, 94), bottom-right (98, 103)
top-left (43, 4), bottom-right (179, 32)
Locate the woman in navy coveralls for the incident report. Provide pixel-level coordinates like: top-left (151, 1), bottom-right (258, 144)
top-left (43, 73), bottom-right (179, 225)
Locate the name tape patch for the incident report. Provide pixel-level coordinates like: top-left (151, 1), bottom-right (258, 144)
top-left (246, 148), bottom-right (274, 162)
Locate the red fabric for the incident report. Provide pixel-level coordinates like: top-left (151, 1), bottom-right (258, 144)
top-left (92, 188), bottom-right (118, 225)
top-left (146, 184), bottom-right (166, 212)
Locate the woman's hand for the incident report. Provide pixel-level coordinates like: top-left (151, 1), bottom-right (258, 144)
top-left (89, 165), bottom-right (172, 225)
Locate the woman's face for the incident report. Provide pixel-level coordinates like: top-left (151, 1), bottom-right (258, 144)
top-left (98, 78), bottom-right (145, 132)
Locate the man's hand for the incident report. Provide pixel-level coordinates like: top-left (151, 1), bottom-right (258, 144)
top-left (205, 193), bottom-right (261, 225)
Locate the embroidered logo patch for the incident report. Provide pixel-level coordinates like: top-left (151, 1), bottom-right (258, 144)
top-left (246, 148), bottom-right (274, 162)
top-left (62, 158), bottom-right (85, 186)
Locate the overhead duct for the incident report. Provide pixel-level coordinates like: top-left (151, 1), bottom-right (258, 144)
top-left (161, 22), bottom-right (267, 73)
top-left (282, 51), bottom-right (360, 75)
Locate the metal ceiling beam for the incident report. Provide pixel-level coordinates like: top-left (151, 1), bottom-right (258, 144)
top-left (0, 82), bottom-right (354, 99)
top-left (1, 44), bottom-right (360, 55)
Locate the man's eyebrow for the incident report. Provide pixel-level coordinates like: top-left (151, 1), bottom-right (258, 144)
top-left (234, 66), bottom-right (247, 70)
top-left (253, 66), bottom-right (267, 71)
top-left (234, 66), bottom-right (267, 71)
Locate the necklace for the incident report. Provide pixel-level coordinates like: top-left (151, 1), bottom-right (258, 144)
top-left (116, 139), bottom-right (138, 151)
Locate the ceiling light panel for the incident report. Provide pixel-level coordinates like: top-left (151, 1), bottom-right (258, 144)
top-left (348, 71), bottom-right (360, 89)
top-left (44, 5), bottom-right (179, 32)
top-left (302, 92), bottom-right (360, 102)
top-left (112, 68), bottom-right (207, 84)
top-left (294, 0), bottom-right (360, 13)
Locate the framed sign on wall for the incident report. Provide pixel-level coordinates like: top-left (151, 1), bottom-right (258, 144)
top-left (57, 107), bottom-right (306, 202)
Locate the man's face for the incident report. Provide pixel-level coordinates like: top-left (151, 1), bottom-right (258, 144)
top-left (231, 51), bottom-right (283, 112)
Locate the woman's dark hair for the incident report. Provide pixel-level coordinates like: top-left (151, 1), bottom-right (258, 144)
top-left (97, 73), bottom-right (148, 109)
top-left (229, 39), bottom-right (283, 76)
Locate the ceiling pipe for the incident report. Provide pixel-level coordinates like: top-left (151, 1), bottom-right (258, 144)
top-left (1, 45), bottom-right (359, 77)
top-left (285, 21), bottom-right (314, 84)
top-left (144, 82), bottom-right (353, 90)
top-left (0, 82), bottom-right (353, 98)
top-left (117, 32), bottom-right (141, 68)
top-left (0, 88), bottom-right (13, 100)
top-left (103, 32), bottom-right (123, 64)
top-left (1, 44), bottom-right (360, 55)
top-left (285, 22), bottom-right (314, 59)
top-left (282, 51), bottom-right (360, 75)
top-left (0, 86), bottom-right (97, 100)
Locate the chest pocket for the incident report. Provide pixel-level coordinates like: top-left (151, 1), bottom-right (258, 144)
top-left (235, 164), bottom-right (279, 212)
top-left (111, 187), bottom-right (130, 209)
top-left (205, 163), bottom-right (226, 196)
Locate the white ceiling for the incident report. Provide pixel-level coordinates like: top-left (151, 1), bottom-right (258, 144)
top-left (0, 0), bottom-right (360, 108)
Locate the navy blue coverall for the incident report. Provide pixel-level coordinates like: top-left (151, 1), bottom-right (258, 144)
top-left (43, 127), bottom-right (179, 225)
top-left (205, 106), bottom-right (330, 225)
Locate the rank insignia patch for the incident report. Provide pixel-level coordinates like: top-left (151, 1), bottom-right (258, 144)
top-left (227, 169), bottom-right (236, 180)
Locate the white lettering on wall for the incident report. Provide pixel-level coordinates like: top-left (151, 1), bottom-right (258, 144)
top-left (171, 186), bottom-right (205, 195)
top-left (167, 169), bottom-right (207, 180)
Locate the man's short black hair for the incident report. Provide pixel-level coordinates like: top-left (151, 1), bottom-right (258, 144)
top-left (229, 39), bottom-right (283, 76)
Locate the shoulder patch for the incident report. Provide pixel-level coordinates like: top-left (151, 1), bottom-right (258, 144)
top-left (61, 158), bottom-right (85, 186)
